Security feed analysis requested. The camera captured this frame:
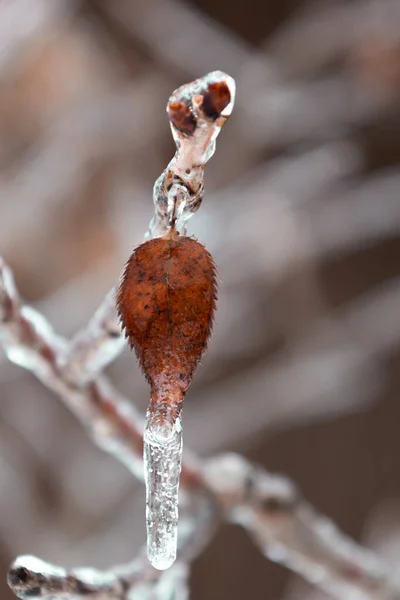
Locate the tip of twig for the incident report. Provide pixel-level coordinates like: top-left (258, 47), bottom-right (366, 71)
top-left (167, 71), bottom-right (236, 135)
top-left (8, 555), bottom-right (64, 598)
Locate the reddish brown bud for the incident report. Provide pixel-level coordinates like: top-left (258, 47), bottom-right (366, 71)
top-left (117, 229), bottom-right (217, 409)
top-left (202, 81), bottom-right (231, 120)
top-left (167, 100), bottom-right (197, 135)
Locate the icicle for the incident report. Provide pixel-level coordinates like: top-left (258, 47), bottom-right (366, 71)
top-left (143, 406), bottom-right (183, 570)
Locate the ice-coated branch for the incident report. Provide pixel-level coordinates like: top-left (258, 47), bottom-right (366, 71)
top-left (205, 454), bottom-right (400, 600)
top-left (60, 288), bottom-right (124, 387)
top-left (8, 555), bottom-right (127, 600)
top-left (8, 554), bottom-right (189, 600)
top-left (148, 70), bottom-right (235, 238)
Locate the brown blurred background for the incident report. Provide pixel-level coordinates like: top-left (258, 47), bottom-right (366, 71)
top-left (0, 0), bottom-right (400, 598)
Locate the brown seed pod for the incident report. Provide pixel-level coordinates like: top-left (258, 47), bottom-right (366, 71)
top-left (117, 228), bottom-right (217, 416)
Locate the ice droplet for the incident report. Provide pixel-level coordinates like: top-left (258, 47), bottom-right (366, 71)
top-left (143, 410), bottom-right (183, 570)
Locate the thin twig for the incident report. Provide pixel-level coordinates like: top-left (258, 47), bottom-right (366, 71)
top-left (7, 553), bottom-right (189, 600)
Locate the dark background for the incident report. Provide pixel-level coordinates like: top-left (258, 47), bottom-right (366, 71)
top-left (0, 0), bottom-right (399, 598)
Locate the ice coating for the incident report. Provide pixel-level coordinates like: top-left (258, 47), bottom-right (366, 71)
top-left (143, 411), bottom-right (183, 570)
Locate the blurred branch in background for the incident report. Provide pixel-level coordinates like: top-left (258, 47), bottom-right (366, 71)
top-left (0, 0), bottom-right (400, 599)
top-left (2, 260), bottom-right (400, 599)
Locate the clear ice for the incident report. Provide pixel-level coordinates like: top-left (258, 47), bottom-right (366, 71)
top-left (143, 411), bottom-right (183, 570)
